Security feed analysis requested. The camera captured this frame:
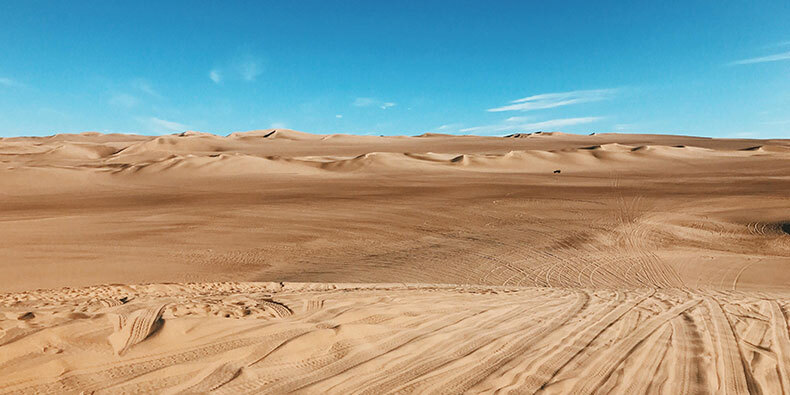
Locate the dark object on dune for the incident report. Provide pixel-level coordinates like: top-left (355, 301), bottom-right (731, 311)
top-left (781, 223), bottom-right (790, 235)
top-left (553, 169), bottom-right (561, 174)
top-left (18, 312), bottom-right (35, 320)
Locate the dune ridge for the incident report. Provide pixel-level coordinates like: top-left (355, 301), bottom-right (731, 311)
top-left (3, 130), bottom-right (788, 178)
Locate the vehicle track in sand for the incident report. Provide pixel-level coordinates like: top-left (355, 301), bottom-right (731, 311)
top-left (3, 282), bottom-right (790, 394)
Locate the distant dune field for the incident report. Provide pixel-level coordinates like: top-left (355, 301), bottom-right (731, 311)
top-left (1, 130), bottom-right (790, 393)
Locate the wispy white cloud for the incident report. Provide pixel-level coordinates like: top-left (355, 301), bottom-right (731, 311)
top-left (353, 97), bottom-right (397, 109)
top-left (131, 79), bottom-right (161, 97)
top-left (239, 61), bottom-right (261, 81)
top-left (761, 119), bottom-right (790, 125)
top-left (487, 89), bottom-right (616, 112)
top-left (270, 122), bottom-right (287, 129)
top-left (107, 80), bottom-right (160, 109)
top-left (109, 93), bottom-right (139, 108)
top-left (212, 54), bottom-right (264, 83)
top-left (353, 97), bottom-right (376, 107)
top-left (614, 123), bottom-right (638, 131)
top-left (209, 69), bottom-right (222, 83)
top-left (461, 117), bottom-right (602, 135)
top-left (517, 117), bottom-right (602, 130)
top-left (729, 51), bottom-right (790, 65)
top-left (0, 77), bottom-right (24, 88)
top-left (140, 117), bottom-right (188, 133)
top-left (335, 114), bottom-right (343, 119)
top-left (37, 107), bottom-right (69, 118)
top-left (430, 123), bottom-right (464, 133)
top-left (768, 40), bottom-right (790, 48)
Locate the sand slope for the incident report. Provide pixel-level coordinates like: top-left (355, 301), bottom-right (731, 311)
top-left (1, 130), bottom-right (790, 393)
top-left (2, 282), bottom-right (790, 393)
top-left (2, 130), bottom-right (788, 292)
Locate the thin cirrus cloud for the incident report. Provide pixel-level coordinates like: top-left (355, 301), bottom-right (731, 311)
top-left (729, 50), bottom-right (790, 65)
top-left (140, 117), bottom-right (188, 133)
top-left (209, 57), bottom-right (262, 83)
top-left (109, 93), bottom-right (139, 108)
top-left (239, 60), bottom-right (261, 81)
top-left (353, 97), bottom-right (397, 109)
top-left (487, 89), bottom-right (617, 112)
top-left (435, 123), bottom-right (463, 131)
top-left (764, 40), bottom-right (790, 48)
top-left (131, 79), bottom-right (160, 97)
top-left (460, 117), bottom-right (603, 135)
top-left (614, 123), bottom-right (639, 131)
top-left (209, 70), bottom-right (222, 83)
top-left (0, 77), bottom-right (24, 88)
top-left (109, 80), bottom-right (161, 108)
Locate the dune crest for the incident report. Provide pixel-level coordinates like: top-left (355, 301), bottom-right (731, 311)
top-left (227, 128), bottom-right (324, 141)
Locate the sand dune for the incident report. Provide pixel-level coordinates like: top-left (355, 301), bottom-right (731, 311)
top-left (111, 153), bottom-right (324, 177)
top-left (1, 130), bottom-right (790, 393)
top-left (227, 129), bottom-right (325, 141)
top-left (3, 130), bottom-right (786, 177)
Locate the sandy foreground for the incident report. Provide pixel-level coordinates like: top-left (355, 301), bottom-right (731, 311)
top-left (1, 129), bottom-right (789, 393)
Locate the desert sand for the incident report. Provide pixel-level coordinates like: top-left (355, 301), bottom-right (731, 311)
top-left (1, 129), bottom-right (789, 393)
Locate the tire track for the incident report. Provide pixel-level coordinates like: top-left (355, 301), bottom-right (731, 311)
top-left (567, 298), bottom-right (702, 394)
top-left (703, 298), bottom-right (751, 395)
top-left (391, 291), bottom-right (589, 393)
top-left (213, 304), bottom-right (516, 393)
top-left (476, 291), bottom-right (650, 393)
top-left (768, 301), bottom-right (790, 394)
top-left (322, 298), bottom-right (563, 394)
top-left (5, 284), bottom-right (790, 393)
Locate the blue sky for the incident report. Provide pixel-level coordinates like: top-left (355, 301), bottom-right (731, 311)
top-left (1, 1), bottom-right (788, 138)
